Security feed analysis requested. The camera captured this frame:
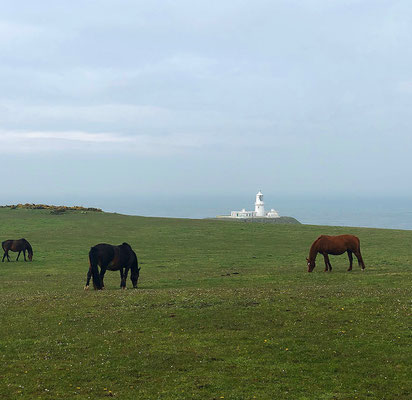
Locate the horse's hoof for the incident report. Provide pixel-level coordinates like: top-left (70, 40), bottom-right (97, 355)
top-left (84, 285), bottom-right (89, 290)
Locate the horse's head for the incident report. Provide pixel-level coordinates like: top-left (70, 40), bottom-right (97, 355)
top-left (130, 250), bottom-right (141, 288)
top-left (23, 240), bottom-right (33, 261)
top-left (131, 266), bottom-right (140, 288)
top-left (307, 257), bottom-right (315, 272)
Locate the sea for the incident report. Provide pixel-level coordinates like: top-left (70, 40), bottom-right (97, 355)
top-left (97, 195), bottom-right (412, 231)
top-left (2, 195), bottom-right (412, 231)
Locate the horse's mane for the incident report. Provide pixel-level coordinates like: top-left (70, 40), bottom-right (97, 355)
top-left (22, 238), bottom-right (33, 254)
top-left (309, 236), bottom-right (323, 260)
top-left (131, 251), bottom-right (138, 268)
top-left (311, 236), bottom-right (323, 248)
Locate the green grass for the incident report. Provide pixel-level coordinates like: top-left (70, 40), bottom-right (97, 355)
top-left (0, 208), bottom-right (410, 399)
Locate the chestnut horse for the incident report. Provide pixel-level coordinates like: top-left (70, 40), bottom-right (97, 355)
top-left (306, 234), bottom-right (365, 272)
top-left (2, 239), bottom-right (33, 262)
top-left (84, 242), bottom-right (140, 290)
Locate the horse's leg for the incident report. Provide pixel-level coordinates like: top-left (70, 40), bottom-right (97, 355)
top-left (84, 266), bottom-right (92, 290)
top-left (120, 268), bottom-right (127, 289)
top-left (322, 254), bottom-right (330, 271)
top-left (99, 267), bottom-right (107, 289)
top-left (324, 254), bottom-right (332, 271)
top-left (354, 250), bottom-right (366, 271)
top-left (16, 251), bottom-right (21, 261)
top-left (119, 268), bottom-right (123, 288)
top-left (347, 250), bottom-right (353, 271)
top-left (2, 250), bottom-right (9, 262)
top-left (124, 267), bottom-right (129, 289)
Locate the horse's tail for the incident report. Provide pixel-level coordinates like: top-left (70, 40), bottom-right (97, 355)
top-left (89, 246), bottom-right (103, 289)
top-left (356, 238), bottom-right (366, 270)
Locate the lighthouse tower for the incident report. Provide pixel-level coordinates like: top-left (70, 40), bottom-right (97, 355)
top-left (254, 190), bottom-right (265, 217)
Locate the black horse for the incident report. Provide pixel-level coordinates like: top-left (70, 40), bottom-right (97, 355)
top-left (2, 239), bottom-right (33, 262)
top-left (85, 242), bottom-right (140, 290)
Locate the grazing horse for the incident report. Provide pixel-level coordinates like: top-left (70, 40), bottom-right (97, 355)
top-left (306, 234), bottom-right (365, 272)
top-left (2, 239), bottom-right (33, 262)
top-left (85, 242), bottom-right (140, 290)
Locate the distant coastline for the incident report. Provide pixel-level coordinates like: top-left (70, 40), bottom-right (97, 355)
top-left (1, 196), bottom-right (411, 230)
top-left (211, 216), bottom-right (301, 224)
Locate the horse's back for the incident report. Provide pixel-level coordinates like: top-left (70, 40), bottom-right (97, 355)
top-left (90, 243), bottom-right (115, 265)
top-left (91, 243), bottom-right (114, 252)
top-left (2, 239), bottom-right (14, 250)
top-left (89, 243), bottom-right (135, 270)
top-left (317, 234), bottom-right (360, 253)
top-left (335, 234), bottom-right (360, 249)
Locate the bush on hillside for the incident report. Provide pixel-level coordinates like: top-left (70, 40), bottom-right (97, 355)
top-left (4, 203), bottom-right (102, 212)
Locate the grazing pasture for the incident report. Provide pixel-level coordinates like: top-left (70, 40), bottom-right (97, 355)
top-left (0, 208), bottom-right (410, 399)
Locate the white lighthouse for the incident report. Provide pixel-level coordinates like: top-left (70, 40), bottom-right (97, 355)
top-left (227, 191), bottom-right (280, 219)
top-left (254, 190), bottom-right (265, 217)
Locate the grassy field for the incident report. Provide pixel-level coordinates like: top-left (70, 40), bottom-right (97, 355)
top-left (0, 208), bottom-right (410, 400)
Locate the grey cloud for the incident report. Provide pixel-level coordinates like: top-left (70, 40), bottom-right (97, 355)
top-left (1, 0), bottom-right (412, 198)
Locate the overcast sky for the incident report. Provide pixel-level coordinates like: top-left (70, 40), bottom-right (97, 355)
top-left (1, 0), bottom-right (412, 207)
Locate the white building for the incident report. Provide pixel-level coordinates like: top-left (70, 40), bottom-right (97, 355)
top-left (229, 191), bottom-right (280, 219)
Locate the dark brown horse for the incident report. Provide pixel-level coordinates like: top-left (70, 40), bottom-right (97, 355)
top-left (306, 234), bottom-right (365, 272)
top-left (85, 242), bottom-right (140, 290)
top-left (2, 239), bottom-right (33, 262)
